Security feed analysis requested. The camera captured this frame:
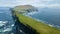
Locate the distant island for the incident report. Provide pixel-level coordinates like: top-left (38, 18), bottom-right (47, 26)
top-left (13, 5), bottom-right (60, 34)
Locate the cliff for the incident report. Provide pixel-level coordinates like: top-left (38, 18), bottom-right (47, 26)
top-left (13, 5), bottom-right (60, 34)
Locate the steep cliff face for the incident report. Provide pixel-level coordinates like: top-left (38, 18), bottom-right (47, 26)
top-left (13, 5), bottom-right (60, 34)
top-left (12, 5), bottom-right (39, 34)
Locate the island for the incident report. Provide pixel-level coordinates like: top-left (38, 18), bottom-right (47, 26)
top-left (13, 5), bottom-right (60, 34)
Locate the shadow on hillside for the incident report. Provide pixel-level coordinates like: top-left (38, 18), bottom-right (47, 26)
top-left (14, 16), bottom-right (40, 34)
top-left (11, 10), bottom-right (40, 34)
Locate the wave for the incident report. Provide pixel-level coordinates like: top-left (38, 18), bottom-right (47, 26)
top-left (24, 11), bottom-right (39, 16)
top-left (0, 21), bottom-right (8, 26)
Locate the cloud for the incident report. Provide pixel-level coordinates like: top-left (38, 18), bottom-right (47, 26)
top-left (0, 0), bottom-right (60, 7)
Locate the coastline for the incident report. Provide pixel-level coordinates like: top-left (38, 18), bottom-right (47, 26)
top-left (24, 11), bottom-right (60, 30)
top-left (13, 5), bottom-right (60, 34)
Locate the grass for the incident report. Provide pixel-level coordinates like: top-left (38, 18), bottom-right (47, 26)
top-left (15, 12), bottom-right (60, 34)
top-left (13, 5), bottom-right (60, 34)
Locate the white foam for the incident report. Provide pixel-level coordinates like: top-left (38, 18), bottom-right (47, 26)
top-left (20, 30), bottom-right (23, 32)
top-left (27, 11), bottom-right (38, 15)
top-left (0, 21), bottom-right (3, 23)
top-left (0, 21), bottom-right (8, 23)
top-left (3, 21), bottom-right (8, 23)
top-left (11, 33), bottom-right (14, 34)
top-left (11, 24), bottom-right (14, 27)
top-left (0, 23), bottom-right (4, 26)
top-left (3, 28), bottom-right (12, 32)
top-left (0, 21), bottom-right (8, 27)
top-left (48, 24), bottom-right (54, 27)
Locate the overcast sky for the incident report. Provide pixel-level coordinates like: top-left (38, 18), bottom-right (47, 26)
top-left (0, 0), bottom-right (60, 7)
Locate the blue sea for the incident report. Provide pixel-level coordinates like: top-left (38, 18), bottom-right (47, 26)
top-left (0, 7), bottom-right (15, 34)
top-left (26, 7), bottom-right (60, 29)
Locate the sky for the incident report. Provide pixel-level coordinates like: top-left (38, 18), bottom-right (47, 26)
top-left (0, 0), bottom-right (60, 7)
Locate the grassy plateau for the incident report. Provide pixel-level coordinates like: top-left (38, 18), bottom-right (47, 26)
top-left (13, 5), bottom-right (60, 34)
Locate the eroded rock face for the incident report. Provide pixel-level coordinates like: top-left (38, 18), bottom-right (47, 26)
top-left (13, 5), bottom-right (38, 14)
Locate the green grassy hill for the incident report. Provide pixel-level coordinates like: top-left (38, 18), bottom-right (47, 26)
top-left (13, 5), bottom-right (60, 34)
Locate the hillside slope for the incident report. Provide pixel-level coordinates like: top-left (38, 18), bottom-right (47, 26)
top-left (13, 5), bottom-right (60, 34)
